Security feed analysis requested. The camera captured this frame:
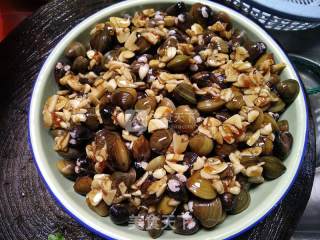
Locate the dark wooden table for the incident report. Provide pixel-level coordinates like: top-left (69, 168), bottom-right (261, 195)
top-left (0, 0), bottom-right (316, 239)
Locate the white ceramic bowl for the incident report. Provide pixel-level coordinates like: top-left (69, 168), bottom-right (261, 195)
top-left (29, 0), bottom-right (308, 239)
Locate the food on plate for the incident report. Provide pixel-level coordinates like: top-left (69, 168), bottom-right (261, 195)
top-left (42, 2), bottom-right (299, 238)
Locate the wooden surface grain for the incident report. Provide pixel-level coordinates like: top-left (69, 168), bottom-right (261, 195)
top-left (0, 0), bottom-right (316, 239)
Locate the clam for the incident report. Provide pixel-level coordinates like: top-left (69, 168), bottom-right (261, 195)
top-left (273, 131), bottom-right (293, 159)
top-left (90, 23), bottom-right (115, 53)
top-left (135, 33), bottom-right (152, 53)
top-left (159, 97), bottom-right (176, 110)
top-left (229, 188), bottom-right (250, 214)
top-left (211, 37), bottom-right (229, 54)
top-left (172, 83), bottom-right (196, 105)
top-left (183, 152), bottom-right (198, 169)
top-left (172, 105), bottom-right (197, 134)
top-left (189, 134), bottom-right (214, 156)
top-left (214, 11), bottom-right (231, 25)
top-left (231, 29), bottom-right (247, 46)
top-left (74, 156), bottom-right (93, 177)
top-left (220, 192), bottom-right (236, 212)
top-left (134, 210), bottom-right (148, 231)
top-left (225, 95), bottom-right (245, 111)
top-left (86, 198), bottom-right (109, 217)
top-left (142, 194), bottom-right (162, 207)
top-left (260, 156), bottom-right (286, 180)
top-left (96, 130), bottom-right (131, 171)
top-left (203, 30), bottom-right (216, 45)
top-left (268, 99), bottom-right (286, 113)
top-left (197, 99), bottom-right (225, 112)
top-left (157, 195), bottom-right (176, 215)
top-left (127, 109), bottom-right (150, 134)
top-left (73, 176), bottom-right (92, 195)
top-left (166, 2), bottom-right (187, 15)
top-left (263, 138), bottom-right (274, 155)
top-left (166, 174), bottom-right (188, 202)
top-left (276, 79), bottom-right (300, 105)
top-left (132, 135), bottom-right (151, 162)
top-left (277, 120), bottom-right (289, 132)
top-left (192, 198), bottom-right (225, 228)
top-left (191, 71), bottom-right (215, 88)
top-left (109, 204), bottom-right (130, 225)
top-left (174, 211), bottom-right (200, 235)
top-left (254, 53), bottom-right (273, 69)
top-left (220, 166), bottom-right (234, 180)
top-left (72, 56), bottom-right (89, 74)
top-left (112, 87), bottom-right (137, 110)
top-left (167, 55), bottom-right (191, 73)
top-left (190, 3), bottom-right (214, 26)
top-left (244, 41), bottom-right (267, 63)
top-left (214, 143), bottom-right (237, 159)
top-left (85, 108), bottom-right (100, 130)
top-left (263, 113), bottom-right (279, 131)
top-left (255, 137), bottom-right (273, 156)
top-left (168, 27), bottom-right (190, 42)
top-left (102, 49), bottom-right (120, 65)
top-left (133, 161), bottom-right (146, 179)
top-left (175, 12), bottom-right (193, 31)
top-left (64, 41), bottom-right (86, 59)
top-left (186, 171), bottom-right (217, 200)
top-left (100, 104), bottom-right (115, 129)
top-left (111, 168), bottom-right (136, 187)
top-left (237, 175), bottom-right (251, 191)
top-left (150, 129), bottom-right (173, 154)
top-left (56, 159), bottom-right (75, 180)
top-left (158, 37), bottom-right (178, 56)
top-left (135, 96), bottom-right (157, 111)
top-left (240, 156), bottom-right (259, 168)
top-left (270, 74), bottom-right (281, 85)
top-left (193, 71), bottom-right (227, 88)
top-left (69, 125), bottom-right (93, 149)
top-left (146, 213), bottom-right (164, 239)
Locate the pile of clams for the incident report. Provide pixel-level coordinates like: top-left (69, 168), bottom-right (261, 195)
top-left (43, 2), bottom-right (299, 238)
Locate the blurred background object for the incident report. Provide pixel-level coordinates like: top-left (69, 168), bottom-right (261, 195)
top-left (292, 169), bottom-right (320, 240)
top-left (218, 0), bottom-right (320, 30)
top-left (288, 54), bottom-right (320, 240)
top-left (0, 0), bottom-right (50, 41)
